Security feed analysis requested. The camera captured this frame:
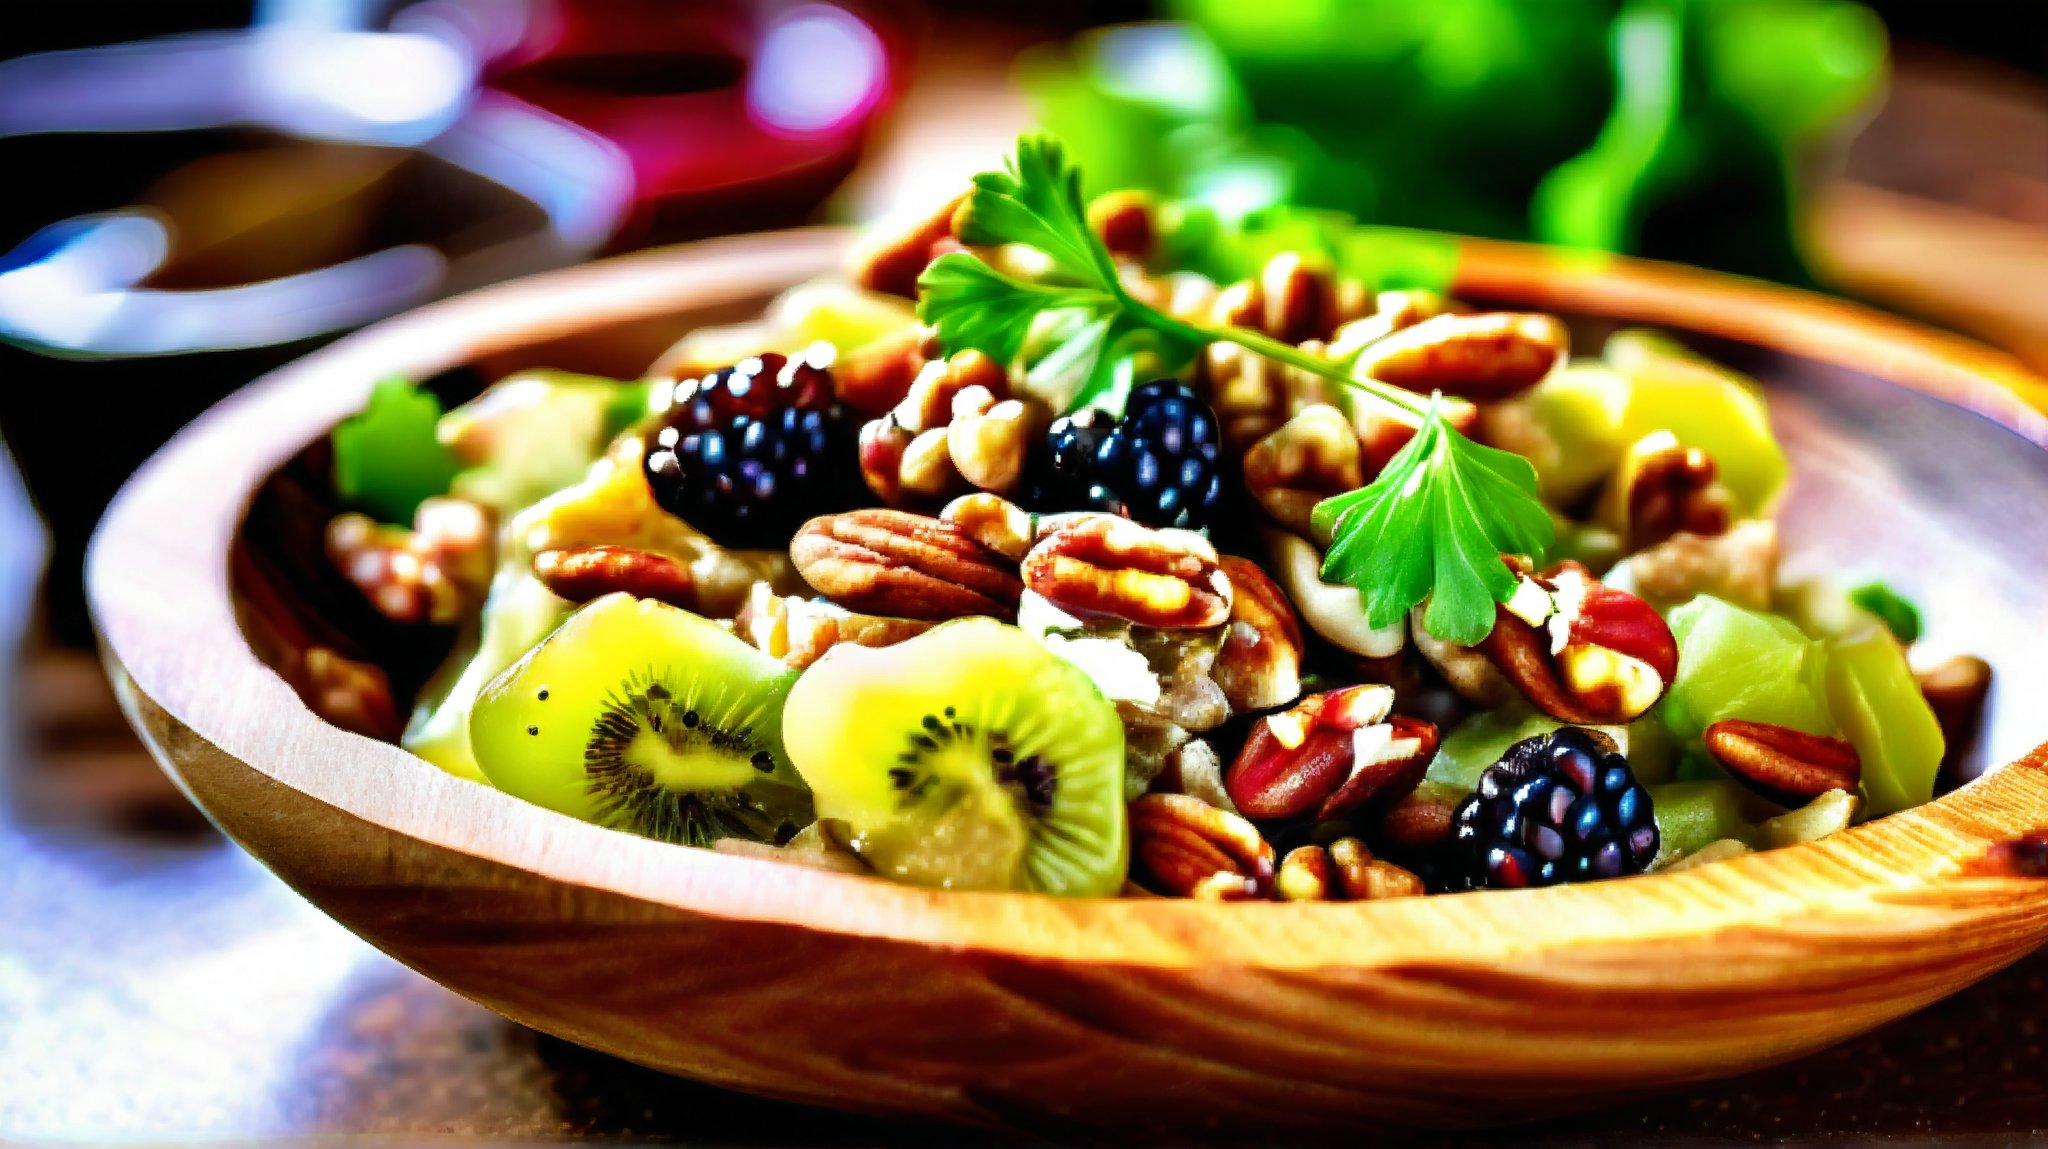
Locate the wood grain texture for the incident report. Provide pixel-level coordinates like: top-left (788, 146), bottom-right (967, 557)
top-left (86, 229), bottom-right (2048, 1135)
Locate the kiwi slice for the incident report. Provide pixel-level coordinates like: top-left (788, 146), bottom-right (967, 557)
top-left (471, 592), bottom-right (811, 846)
top-left (783, 619), bottom-right (1128, 897)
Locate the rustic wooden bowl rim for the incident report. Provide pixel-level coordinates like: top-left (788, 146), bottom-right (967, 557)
top-left (87, 227), bottom-right (2048, 973)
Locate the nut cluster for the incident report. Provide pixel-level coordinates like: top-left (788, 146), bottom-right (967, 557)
top-left (1416, 560), bottom-right (1678, 725)
top-left (326, 497), bottom-right (492, 626)
top-left (859, 351), bottom-right (1047, 505)
top-left (1276, 838), bottom-right (1425, 902)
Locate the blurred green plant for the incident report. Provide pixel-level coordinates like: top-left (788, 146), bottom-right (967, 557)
top-left (1021, 0), bottom-right (1886, 283)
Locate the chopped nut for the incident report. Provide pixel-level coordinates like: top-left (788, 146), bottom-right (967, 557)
top-left (939, 492), bottom-right (1035, 562)
top-left (1470, 562), bottom-right (1679, 724)
top-left (1264, 529), bottom-right (1406, 658)
top-left (1919, 654), bottom-right (1991, 788)
top-left (834, 324), bottom-right (935, 417)
top-left (1087, 189), bottom-right (1156, 259)
top-left (1379, 782), bottom-right (1463, 850)
top-left (1602, 519), bottom-right (1779, 612)
top-left (850, 190), bottom-right (969, 299)
top-left (1212, 556), bottom-right (1306, 712)
top-left (1659, 838), bottom-right (1753, 873)
top-left (1130, 793), bottom-right (1275, 899)
top-left (860, 351), bottom-right (1041, 505)
top-left (1022, 515), bottom-right (1232, 630)
top-left (1241, 405), bottom-right (1364, 535)
top-left (1153, 738), bottom-right (1238, 814)
top-left (1225, 686), bottom-right (1436, 821)
top-left (302, 646), bottom-right (402, 741)
top-left (733, 581), bottom-right (932, 669)
top-left (326, 497), bottom-right (493, 626)
top-left (1758, 789), bottom-right (1861, 848)
top-left (1278, 839), bottom-right (1425, 901)
top-left (534, 545), bottom-right (699, 610)
top-left (1597, 431), bottom-right (1733, 551)
top-left (947, 389), bottom-right (1041, 494)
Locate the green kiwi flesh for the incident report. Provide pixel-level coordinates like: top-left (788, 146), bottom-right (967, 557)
top-left (470, 592), bottom-right (810, 846)
top-left (784, 619), bottom-right (1128, 897)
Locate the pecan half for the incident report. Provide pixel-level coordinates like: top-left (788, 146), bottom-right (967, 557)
top-left (534, 545), bottom-right (699, 610)
top-left (1211, 556), bottom-right (1306, 712)
top-left (1351, 312), bottom-right (1566, 401)
top-left (1704, 719), bottom-right (1862, 805)
top-left (1242, 404), bottom-right (1363, 535)
top-left (1022, 515), bottom-right (1231, 630)
top-left (791, 510), bottom-right (1022, 621)
top-left (1130, 793), bottom-right (1275, 900)
top-left (1276, 839), bottom-right (1424, 902)
top-left (1225, 686), bottom-right (1437, 821)
top-left (1470, 562), bottom-right (1678, 723)
top-left (849, 190), bottom-right (969, 299)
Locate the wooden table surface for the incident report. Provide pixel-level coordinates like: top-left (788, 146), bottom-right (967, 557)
top-left (5, 25), bottom-right (2048, 1148)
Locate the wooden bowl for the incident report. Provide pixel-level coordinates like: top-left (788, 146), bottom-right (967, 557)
top-left (88, 229), bottom-right (2048, 1137)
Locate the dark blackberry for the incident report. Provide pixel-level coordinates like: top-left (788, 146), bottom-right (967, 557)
top-left (1027, 380), bottom-right (1224, 529)
top-left (1446, 728), bottom-right (1659, 890)
top-left (644, 352), bottom-right (855, 548)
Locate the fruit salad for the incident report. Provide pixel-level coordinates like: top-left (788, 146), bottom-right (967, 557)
top-left (309, 135), bottom-right (1991, 900)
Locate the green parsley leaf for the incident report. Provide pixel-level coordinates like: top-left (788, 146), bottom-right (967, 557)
top-left (333, 376), bottom-right (461, 525)
top-left (1312, 403), bottom-right (1555, 645)
top-left (1848, 579), bottom-right (1922, 644)
top-left (916, 131), bottom-right (1555, 643)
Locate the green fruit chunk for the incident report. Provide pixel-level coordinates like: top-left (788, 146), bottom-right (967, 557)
top-left (1429, 707), bottom-right (1671, 791)
top-left (1826, 627), bottom-right (1943, 817)
top-left (333, 376), bottom-right (462, 524)
top-left (1604, 329), bottom-right (1789, 516)
top-left (1660, 596), bottom-right (1834, 743)
top-left (768, 279), bottom-right (920, 354)
top-left (471, 593), bottom-right (810, 846)
top-left (403, 566), bottom-right (571, 782)
top-left (1492, 362), bottom-right (1633, 506)
top-left (1650, 780), bottom-right (1757, 863)
top-left (440, 370), bottom-right (634, 514)
top-left (783, 619), bottom-right (1128, 897)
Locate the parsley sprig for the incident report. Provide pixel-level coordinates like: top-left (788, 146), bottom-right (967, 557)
top-left (915, 133), bottom-right (1553, 643)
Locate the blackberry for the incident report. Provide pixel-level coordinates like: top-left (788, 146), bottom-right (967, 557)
top-left (644, 352), bottom-right (855, 548)
top-left (1030, 380), bottom-right (1224, 529)
top-left (1446, 728), bottom-right (1659, 890)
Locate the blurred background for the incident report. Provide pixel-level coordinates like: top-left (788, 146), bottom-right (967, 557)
top-left (2, 0), bottom-right (2046, 1141)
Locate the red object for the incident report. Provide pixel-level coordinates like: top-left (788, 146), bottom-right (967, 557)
top-left (488, 0), bottom-right (915, 249)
